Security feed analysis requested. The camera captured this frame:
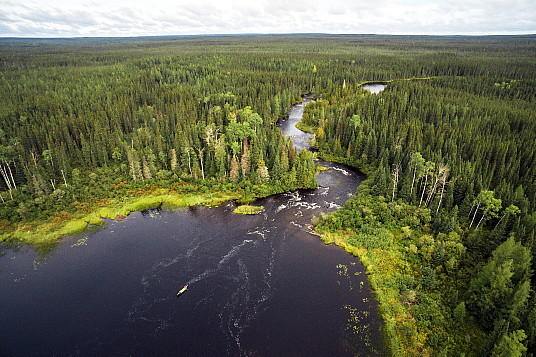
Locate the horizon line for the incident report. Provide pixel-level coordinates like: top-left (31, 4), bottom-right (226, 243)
top-left (1, 32), bottom-right (536, 40)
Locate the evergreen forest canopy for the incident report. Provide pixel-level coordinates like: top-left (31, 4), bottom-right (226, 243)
top-left (0, 34), bottom-right (535, 356)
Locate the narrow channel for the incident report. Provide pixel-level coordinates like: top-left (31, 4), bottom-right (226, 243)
top-left (0, 99), bottom-right (385, 356)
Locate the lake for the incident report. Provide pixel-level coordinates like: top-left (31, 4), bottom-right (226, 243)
top-left (361, 83), bottom-right (387, 94)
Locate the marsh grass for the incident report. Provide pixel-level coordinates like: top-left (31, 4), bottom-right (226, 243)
top-left (124, 197), bottom-right (163, 212)
top-left (84, 214), bottom-right (105, 226)
top-left (58, 220), bottom-right (88, 236)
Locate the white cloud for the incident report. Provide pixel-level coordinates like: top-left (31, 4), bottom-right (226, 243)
top-left (0, 0), bottom-right (534, 37)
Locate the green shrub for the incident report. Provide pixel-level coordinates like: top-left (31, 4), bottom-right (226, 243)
top-left (348, 225), bottom-right (394, 250)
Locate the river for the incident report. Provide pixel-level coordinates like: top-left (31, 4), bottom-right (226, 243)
top-left (0, 99), bottom-right (385, 356)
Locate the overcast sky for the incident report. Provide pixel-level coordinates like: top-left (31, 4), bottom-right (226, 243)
top-left (1, 0), bottom-right (535, 37)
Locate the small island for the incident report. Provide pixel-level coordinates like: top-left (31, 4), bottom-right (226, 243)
top-left (233, 205), bottom-right (264, 215)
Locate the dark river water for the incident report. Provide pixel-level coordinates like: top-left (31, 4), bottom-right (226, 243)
top-left (0, 99), bottom-right (385, 356)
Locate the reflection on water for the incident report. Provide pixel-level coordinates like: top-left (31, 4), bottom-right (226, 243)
top-left (0, 99), bottom-right (385, 357)
top-left (362, 83), bottom-right (387, 94)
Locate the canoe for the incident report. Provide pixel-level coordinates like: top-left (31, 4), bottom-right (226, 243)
top-left (177, 284), bottom-right (188, 296)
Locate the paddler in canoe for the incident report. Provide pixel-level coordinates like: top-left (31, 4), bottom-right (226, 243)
top-left (177, 284), bottom-right (188, 296)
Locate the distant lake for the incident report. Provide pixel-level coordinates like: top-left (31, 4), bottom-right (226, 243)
top-left (362, 83), bottom-right (387, 94)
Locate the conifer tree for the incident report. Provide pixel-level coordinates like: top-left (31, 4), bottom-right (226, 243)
top-left (466, 236), bottom-right (531, 331)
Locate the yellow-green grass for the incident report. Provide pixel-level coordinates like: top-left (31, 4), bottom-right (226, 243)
top-left (233, 205), bottom-right (264, 215)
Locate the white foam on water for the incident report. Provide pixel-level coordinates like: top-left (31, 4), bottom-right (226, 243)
top-left (288, 191), bottom-right (302, 201)
top-left (186, 241), bottom-right (203, 258)
top-left (247, 227), bottom-right (271, 241)
top-left (193, 294), bottom-right (214, 313)
top-left (140, 254), bottom-right (184, 289)
top-left (325, 201), bottom-right (341, 209)
top-left (290, 221), bottom-right (303, 228)
top-left (218, 259), bottom-right (251, 354)
top-left (318, 187), bottom-right (330, 195)
top-left (187, 239), bottom-right (254, 285)
top-left (204, 229), bottom-right (280, 356)
top-left (294, 201), bottom-right (321, 210)
top-left (330, 166), bottom-right (351, 176)
top-left (219, 249), bottom-right (278, 356)
top-left (275, 203), bottom-right (289, 213)
top-left (126, 299), bottom-right (171, 336)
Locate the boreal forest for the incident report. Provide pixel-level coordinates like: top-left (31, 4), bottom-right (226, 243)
top-left (1, 35), bottom-right (535, 356)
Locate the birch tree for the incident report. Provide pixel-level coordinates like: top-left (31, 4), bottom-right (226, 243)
top-left (435, 165), bottom-right (450, 212)
top-left (494, 204), bottom-right (520, 230)
top-left (0, 145), bottom-right (17, 198)
top-left (419, 161), bottom-right (435, 207)
top-left (425, 163), bottom-right (448, 208)
top-left (469, 190), bottom-right (502, 229)
top-left (391, 164), bottom-right (399, 201)
top-left (170, 148), bottom-right (178, 172)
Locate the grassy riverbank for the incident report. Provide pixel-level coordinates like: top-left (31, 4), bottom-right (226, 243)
top-left (0, 171), bottom-right (317, 247)
top-left (1, 186), bottom-right (243, 246)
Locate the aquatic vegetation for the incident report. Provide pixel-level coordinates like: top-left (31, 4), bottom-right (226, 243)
top-left (71, 237), bottom-right (88, 247)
